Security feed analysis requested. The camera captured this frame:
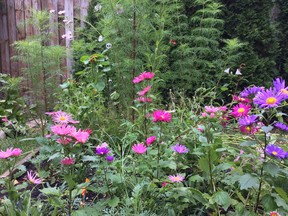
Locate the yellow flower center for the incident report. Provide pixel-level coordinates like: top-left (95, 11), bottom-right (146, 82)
top-left (270, 212), bottom-right (279, 216)
top-left (245, 126), bottom-right (251, 131)
top-left (174, 177), bottom-right (180, 181)
top-left (272, 151), bottom-right (278, 156)
top-left (238, 108), bottom-right (245, 113)
top-left (160, 115), bottom-right (165, 119)
top-left (281, 88), bottom-right (288, 95)
top-left (59, 116), bottom-right (67, 121)
top-left (266, 97), bottom-right (276, 105)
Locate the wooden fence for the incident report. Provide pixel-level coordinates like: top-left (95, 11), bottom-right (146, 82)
top-left (0, 0), bottom-right (89, 77)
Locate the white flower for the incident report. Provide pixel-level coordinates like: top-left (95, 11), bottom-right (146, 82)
top-left (106, 43), bottom-right (112, 49)
top-left (224, 68), bottom-right (230, 74)
top-left (49, 10), bottom-right (55, 14)
top-left (58, 10), bottom-right (65, 15)
top-left (98, 35), bottom-right (104, 42)
top-left (235, 68), bottom-right (242, 75)
top-left (95, 4), bottom-right (102, 12)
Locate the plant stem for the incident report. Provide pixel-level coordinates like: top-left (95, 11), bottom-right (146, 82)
top-left (157, 123), bottom-right (162, 179)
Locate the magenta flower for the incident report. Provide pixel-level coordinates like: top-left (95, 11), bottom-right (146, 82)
top-left (1, 116), bottom-right (8, 122)
top-left (72, 129), bottom-right (90, 143)
top-left (95, 147), bottom-right (110, 156)
top-left (146, 136), bottom-right (156, 146)
top-left (265, 144), bottom-right (286, 159)
top-left (231, 103), bottom-right (251, 118)
top-left (0, 148), bottom-right (13, 159)
top-left (133, 71), bottom-right (155, 84)
top-left (239, 125), bottom-right (259, 134)
top-left (168, 174), bottom-right (184, 183)
top-left (61, 157), bottom-right (75, 165)
top-left (11, 148), bottom-right (22, 157)
top-left (233, 95), bottom-right (250, 103)
top-left (152, 110), bottom-right (172, 123)
top-left (50, 124), bottom-right (76, 136)
top-left (274, 122), bottom-right (288, 132)
top-left (269, 211), bottom-right (280, 216)
top-left (106, 155), bottom-right (114, 162)
top-left (171, 144), bottom-right (189, 154)
top-left (253, 88), bottom-right (285, 108)
top-left (238, 115), bottom-right (258, 126)
top-left (138, 86), bottom-right (151, 96)
top-left (27, 171), bottom-right (42, 184)
top-left (132, 143), bottom-right (147, 154)
top-left (136, 97), bottom-right (152, 103)
top-left (204, 106), bottom-right (219, 113)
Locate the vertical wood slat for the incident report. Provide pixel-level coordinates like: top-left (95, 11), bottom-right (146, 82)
top-left (65, 0), bottom-right (74, 75)
top-left (48, 0), bottom-right (59, 46)
top-left (0, 0), bottom-right (10, 74)
top-left (80, 0), bottom-right (89, 28)
top-left (7, 0), bottom-right (18, 76)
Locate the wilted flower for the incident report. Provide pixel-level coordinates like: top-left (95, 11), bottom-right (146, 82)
top-left (146, 136), bottom-right (156, 146)
top-left (171, 144), bottom-right (189, 154)
top-left (168, 174), bottom-right (184, 183)
top-left (81, 178), bottom-right (90, 196)
top-left (61, 157), bottom-right (75, 165)
top-left (27, 171), bottom-right (42, 184)
top-left (274, 122), bottom-right (288, 132)
top-left (231, 103), bottom-right (251, 118)
top-left (265, 144), bottom-right (286, 159)
top-left (233, 95), bottom-right (250, 103)
top-left (132, 143), bottom-right (147, 154)
top-left (152, 110), bottom-right (172, 123)
top-left (254, 88), bottom-right (285, 108)
top-left (138, 86), bottom-right (151, 96)
top-left (136, 97), bottom-right (152, 103)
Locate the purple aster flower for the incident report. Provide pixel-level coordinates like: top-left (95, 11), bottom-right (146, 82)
top-left (253, 88), bottom-right (285, 108)
top-left (273, 77), bottom-right (288, 99)
top-left (168, 174), bottom-right (184, 183)
top-left (274, 122), bottom-right (288, 132)
top-left (238, 115), bottom-right (258, 126)
top-left (106, 155), bottom-right (114, 162)
top-left (265, 144), bottom-right (286, 159)
top-left (240, 86), bottom-right (264, 98)
top-left (95, 147), bottom-right (110, 156)
top-left (171, 144), bottom-right (189, 154)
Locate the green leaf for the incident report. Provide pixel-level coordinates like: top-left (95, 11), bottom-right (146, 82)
top-left (189, 175), bottom-right (204, 183)
top-left (80, 55), bottom-right (90, 65)
top-left (272, 193), bottom-right (288, 210)
top-left (199, 157), bottom-right (210, 174)
top-left (60, 82), bottom-right (70, 89)
top-left (240, 141), bottom-right (257, 146)
top-left (263, 162), bottom-right (279, 177)
top-left (40, 187), bottom-right (61, 196)
top-left (275, 187), bottom-right (288, 202)
top-left (239, 174), bottom-right (259, 190)
top-left (212, 191), bottom-right (232, 211)
top-left (261, 194), bottom-right (277, 211)
top-left (107, 196), bottom-right (120, 208)
top-left (82, 155), bottom-right (97, 162)
top-left (93, 81), bottom-right (105, 91)
top-left (159, 160), bottom-right (177, 170)
top-left (261, 125), bottom-right (273, 133)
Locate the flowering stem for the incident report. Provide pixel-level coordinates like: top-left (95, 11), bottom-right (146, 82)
top-left (254, 132), bottom-right (268, 213)
top-left (157, 123), bottom-right (162, 179)
top-left (104, 162), bottom-right (112, 197)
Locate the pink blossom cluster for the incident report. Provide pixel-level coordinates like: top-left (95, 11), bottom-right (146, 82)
top-left (133, 71), bottom-right (154, 84)
top-left (132, 135), bottom-right (157, 154)
top-left (0, 148), bottom-right (22, 159)
top-left (133, 71), bottom-right (154, 103)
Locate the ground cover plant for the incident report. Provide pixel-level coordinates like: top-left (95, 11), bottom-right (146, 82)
top-left (1, 1), bottom-right (288, 216)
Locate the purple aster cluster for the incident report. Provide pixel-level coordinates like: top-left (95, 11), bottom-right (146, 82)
top-left (238, 115), bottom-right (258, 126)
top-left (274, 122), bottom-right (288, 132)
top-left (171, 144), bottom-right (189, 154)
top-left (95, 142), bottom-right (114, 162)
top-left (273, 77), bottom-right (288, 99)
top-left (253, 88), bottom-right (285, 109)
top-left (265, 144), bottom-right (287, 160)
top-left (240, 86), bottom-right (264, 98)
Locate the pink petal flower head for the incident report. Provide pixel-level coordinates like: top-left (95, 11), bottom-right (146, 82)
top-left (171, 144), bottom-right (189, 154)
top-left (162, 182), bottom-right (168, 187)
top-left (270, 211), bottom-right (280, 216)
top-left (133, 71), bottom-right (155, 84)
top-left (51, 111), bottom-right (79, 124)
top-left (72, 129), bottom-right (90, 144)
top-left (209, 113), bottom-right (215, 118)
top-left (96, 142), bottom-right (109, 149)
top-left (95, 147), bottom-right (110, 156)
top-left (168, 174), bottom-right (184, 183)
top-left (1, 116), bottom-right (8, 122)
top-left (201, 112), bottom-right (207, 117)
top-left (57, 137), bottom-right (73, 145)
top-left (136, 97), bottom-right (152, 103)
top-left (231, 103), bottom-right (251, 118)
top-left (27, 171), bottom-right (42, 185)
top-left (152, 110), bottom-right (172, 123)
top-left (146, 136), bottom-right (156, 146)
top-left (61, 157), bottom-right (75, 165)
top-left (239, 125), bottom-right (259, 134)
top-left (51, 124), bottom-right (76, 136)
top-left (219, 106), bottom-right (228, 111)
top-left (0, 148), bottom-right (14, 159)
top-left (132, 143), bottom-right (147, 154)
top-left (205, 106), bottom-right (219, 113)
top-left (11, 148), bottom-right (22, 157)
top-left (138, 85), bottom-right (151, 96)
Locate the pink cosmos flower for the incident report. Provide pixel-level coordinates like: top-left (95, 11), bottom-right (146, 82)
top-left (152, 110), bottom-right (172, 122)
top-left (51, 124), bottom-right (76, 136)
top-left (27, 171), bottom-right (42, 185)
top-left (12, 148), bottom-right (22, 157)
top-left (168, 174), bottom-right (184, 183)
top-left (136, 97), bottom-right (152, 103)
top-left (231, 103), bottom-right (251, 118)
top-left (0, 148), bottom-right (14, 159)
top-left (132, 143), bottom-right (147, 154)
top-left (61, 157), bottom-right (75, 165)
top-left (146, 136), bottom-right (156, 146)
top-left (72, 129), bottom-right (90, 143)
top-left (138, 86), bottom-right (151, 96)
